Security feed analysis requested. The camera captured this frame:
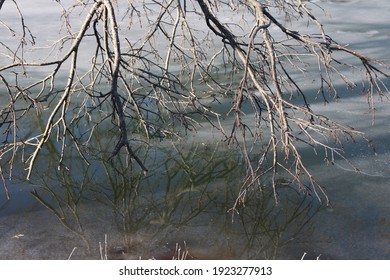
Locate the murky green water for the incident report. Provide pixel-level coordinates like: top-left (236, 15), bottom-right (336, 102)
top-left (0, 117), bottom-right (321, 259)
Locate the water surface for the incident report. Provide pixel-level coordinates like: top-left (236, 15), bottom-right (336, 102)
top-left (0, 0), bottom-right (389, 259)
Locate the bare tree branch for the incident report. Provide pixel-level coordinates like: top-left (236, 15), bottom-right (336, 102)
top-left (0, 0), bottom-right (389, 206)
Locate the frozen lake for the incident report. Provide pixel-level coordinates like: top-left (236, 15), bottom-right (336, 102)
top-left (0, 0), bottom-right (389, 259)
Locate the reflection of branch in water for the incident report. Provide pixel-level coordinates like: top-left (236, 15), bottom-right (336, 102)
top-left (232, 183), bottom-right (320, 259)
top-left (28, 127), bottom-right (321, 259)
top-left (30, 170), bottom-right (90, 250)
top-left (31, 188), bottom-right (89, 250)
